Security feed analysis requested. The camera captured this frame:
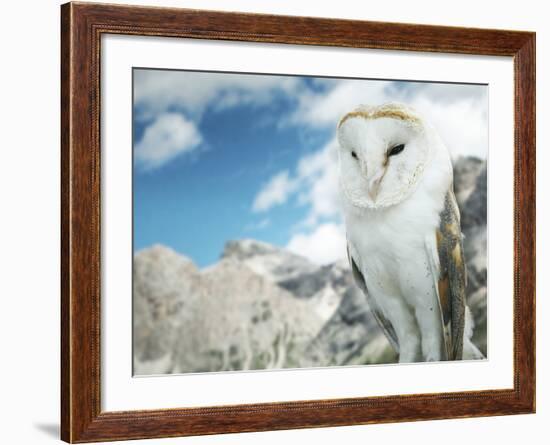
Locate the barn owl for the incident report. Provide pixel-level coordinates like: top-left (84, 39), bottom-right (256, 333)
top-left (337, 102), bottom-right (483, 363)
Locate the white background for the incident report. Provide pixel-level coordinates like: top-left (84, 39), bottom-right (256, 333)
top-left (0, 0), bottom-right (545, 444)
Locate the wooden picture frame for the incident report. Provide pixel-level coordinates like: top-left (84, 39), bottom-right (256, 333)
top-left (61, 2), bottom-right (536, 442)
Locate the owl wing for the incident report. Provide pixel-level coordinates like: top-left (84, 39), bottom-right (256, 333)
top-left (425, 188), bottom-right (466, 360)
top-left (346, 245), bottom-right (399, 351)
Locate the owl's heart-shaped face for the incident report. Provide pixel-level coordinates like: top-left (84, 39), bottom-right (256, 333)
top-left (337, 107), bottom-right (431, 209)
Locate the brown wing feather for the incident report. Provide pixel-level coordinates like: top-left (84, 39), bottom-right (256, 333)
top-left (435, 188), bottom-right (466, 360)
top-left (347, 246), bottom-right (399, 352)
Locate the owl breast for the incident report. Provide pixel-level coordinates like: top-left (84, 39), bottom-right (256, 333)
top-left (344, 191), bottom-right (441, 299)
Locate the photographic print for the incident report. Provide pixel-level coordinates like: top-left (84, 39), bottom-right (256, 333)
top-left (61, 5), bottom-right (535, 440)
top-left (132, 68), bottom-right (488, 376)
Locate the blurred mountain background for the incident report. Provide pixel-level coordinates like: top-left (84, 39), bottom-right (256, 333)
top-left (133, 156), bottom-right (487, 375)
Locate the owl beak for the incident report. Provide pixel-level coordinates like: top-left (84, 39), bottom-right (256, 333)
top-left (368, 171), bottom-right (384, 201)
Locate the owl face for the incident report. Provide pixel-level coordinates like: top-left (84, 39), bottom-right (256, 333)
top-left (337, 105), bottom-right (432, 209)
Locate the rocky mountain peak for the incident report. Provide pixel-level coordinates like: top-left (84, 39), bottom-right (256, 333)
top-left (453, 156), bottom-right (486, 206)
top-left (222, 238), bottom-right (319, 284)
top-left (222, 239), bottom-right (280, 261)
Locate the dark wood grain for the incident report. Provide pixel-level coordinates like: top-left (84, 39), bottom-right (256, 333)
top-left (60, 2), bottom-right (536, 443)
top-left (60, 4), bottom-right (71, 440)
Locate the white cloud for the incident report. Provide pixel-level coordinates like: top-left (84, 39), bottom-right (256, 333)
top-left (286, 79), bottom-right (488, 160)
top-left (295, 139), bottom-right (341, 226)
top-left (135, 113), bottom-right (202, 171)
top-left (409, 95), bottom-right (488, 160)
top-left (134, 69), bottom-right (301, 120)
top-left (252, 138), bottom-right (341, 225)
top-left (252, 170), bottom-right (298, 212)
top-left (287, 80), bottom-right (388, 129)
top-left (286, 223), bottom-right (347, 265)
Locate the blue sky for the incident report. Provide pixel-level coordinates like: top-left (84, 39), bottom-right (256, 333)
top-left (133, 69), bottom-right (487, 267)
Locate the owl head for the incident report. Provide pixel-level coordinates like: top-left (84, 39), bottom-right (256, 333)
top-left (337, 102), bottom-right (449, 209)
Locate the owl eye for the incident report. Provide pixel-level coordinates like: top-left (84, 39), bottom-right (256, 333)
top-left (388, 143), bottom-right (405, 157)
top-left (351, 151), bottom-right (358, 160)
